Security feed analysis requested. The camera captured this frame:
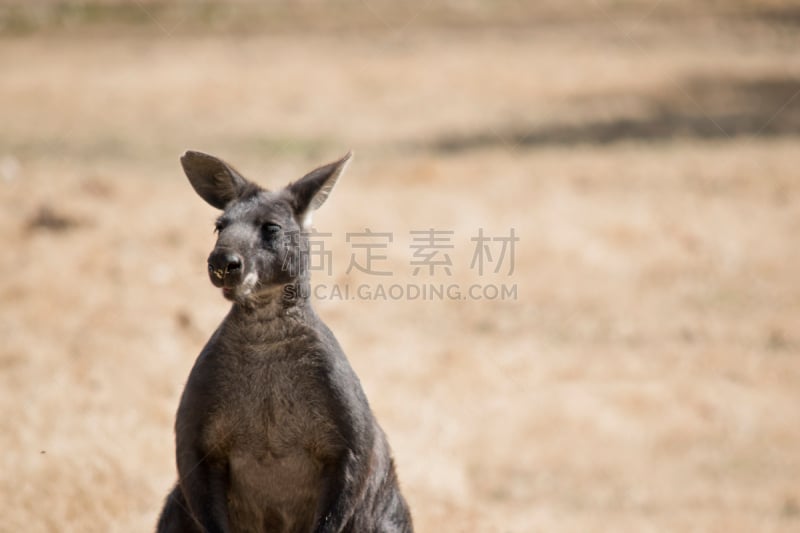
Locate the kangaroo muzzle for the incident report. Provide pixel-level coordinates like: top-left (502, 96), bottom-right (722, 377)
top-left (207, 250), bottom-right (243, 288)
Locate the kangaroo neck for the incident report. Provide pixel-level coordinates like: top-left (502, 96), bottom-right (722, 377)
top-left (226, 281), bottom-right (314, 328)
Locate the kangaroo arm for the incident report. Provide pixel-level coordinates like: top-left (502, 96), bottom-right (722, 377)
top-left (178, 453), bottom-right (230, 533)
top-left (314, 447), bottom-right (371, 533)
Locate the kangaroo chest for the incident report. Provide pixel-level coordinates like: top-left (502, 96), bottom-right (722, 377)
top-left (189, 340), bottom-right (334, 453)
top-left (179, 340), bottom-right (339, 532)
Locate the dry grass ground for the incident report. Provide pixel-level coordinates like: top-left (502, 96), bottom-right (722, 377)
top-left (1, 2), bottom-right (800, 532)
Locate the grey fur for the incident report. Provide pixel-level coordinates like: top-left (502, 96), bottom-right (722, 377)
top-left (156, 152), bottom-right (413, 533)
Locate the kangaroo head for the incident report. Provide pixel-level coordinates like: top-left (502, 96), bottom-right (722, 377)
top-left (181, 150), bottom-right (351, 304)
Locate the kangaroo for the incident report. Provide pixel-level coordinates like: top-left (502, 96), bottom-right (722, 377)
top-left (156, 151), bottom-right (413, 533)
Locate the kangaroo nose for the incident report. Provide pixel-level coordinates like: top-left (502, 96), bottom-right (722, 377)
top-left (207, 251), bottom-right (243, 287)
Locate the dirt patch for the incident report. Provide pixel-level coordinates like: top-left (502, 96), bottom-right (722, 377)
top-left (428, 75), bottom-right (800, 152)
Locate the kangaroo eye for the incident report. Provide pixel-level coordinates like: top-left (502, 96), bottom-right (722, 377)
top-left (262, 223), bottom-right (281, 239)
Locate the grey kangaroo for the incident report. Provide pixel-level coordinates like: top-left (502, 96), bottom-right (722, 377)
top-left (156, 151), bottom-right (413, 533)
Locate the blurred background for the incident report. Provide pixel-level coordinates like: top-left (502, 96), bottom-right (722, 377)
top-left (1, 1), bottom-right (799, 531)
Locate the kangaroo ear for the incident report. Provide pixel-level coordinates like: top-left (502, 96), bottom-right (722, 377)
top-left (288, 151), bottom-right (352, 228)
top-left (181, 151), bottom-right (252, 209)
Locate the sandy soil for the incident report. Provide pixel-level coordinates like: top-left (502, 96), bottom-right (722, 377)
top-left (1, 4), bottom-right (800, 532)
